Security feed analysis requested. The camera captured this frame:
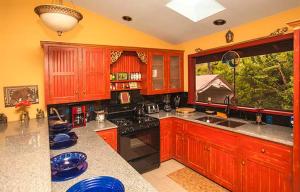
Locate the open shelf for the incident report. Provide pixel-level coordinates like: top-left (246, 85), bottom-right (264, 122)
top-left (111, 80), bottom-right (142, 83)
top-left (111, 88), bottom-right (141, 92)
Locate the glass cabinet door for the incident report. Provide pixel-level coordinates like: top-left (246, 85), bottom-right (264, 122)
top-left (151, 54), bottom-right (165, 91)
top-left (169, 55), bottom-right (181, 89)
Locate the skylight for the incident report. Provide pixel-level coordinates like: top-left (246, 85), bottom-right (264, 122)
top-left (166, 0), bottom-right (225, 22)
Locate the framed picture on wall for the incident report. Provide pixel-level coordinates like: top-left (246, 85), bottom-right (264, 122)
top-left (3, 85), bottom-right (39, 107)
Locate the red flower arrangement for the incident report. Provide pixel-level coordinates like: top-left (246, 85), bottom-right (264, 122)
top-left (15, 100), bottom-right (32, 108)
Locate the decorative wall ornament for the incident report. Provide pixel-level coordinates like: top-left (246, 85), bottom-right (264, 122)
top-left (226, 30), bottom-right (234, 43)
top-left (4, 85), bottom-right (39, 107)
top-left (269, 27), bottom-right (288, 36)
top-left (195, 48), bottom-right (203, 53)
top-left (136, 51), bottom-right (147, 64)
top-left (111, 51), bottom-right (123, 64)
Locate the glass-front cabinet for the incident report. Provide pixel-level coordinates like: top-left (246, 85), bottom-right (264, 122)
top-left (141, 50), bottom-right (184, 95)
top-left (168, 53), bottom-right (183, 92)
top-left (152, 54), bottom-right (166, 91)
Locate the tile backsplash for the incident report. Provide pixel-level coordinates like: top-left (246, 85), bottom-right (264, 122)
top-left (47, 91), bottom-right (292, 127)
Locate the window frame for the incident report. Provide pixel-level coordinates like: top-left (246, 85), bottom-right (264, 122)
top-left (188, 33), bottom-right (294, 116)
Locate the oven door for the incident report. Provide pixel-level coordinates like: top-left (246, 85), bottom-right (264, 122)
top-left (118, 127), bottom-right (160, 173)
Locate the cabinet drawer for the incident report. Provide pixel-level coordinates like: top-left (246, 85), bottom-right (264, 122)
top-left (173, 119), bottom-right (185, 132)
top-left (186, 122), bottom-right (238, 150)
top-left (240, 136), bottom-right (292, 164)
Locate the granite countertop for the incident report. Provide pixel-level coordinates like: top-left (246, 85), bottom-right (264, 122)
top-left (0, 119), bottom-right (158, 192)
top-left (51, 120), bottom-right (158, 192)
top-left (0, 119), bottom-right (51, 192)
top-left (148, 110), bottom-right (293, 146)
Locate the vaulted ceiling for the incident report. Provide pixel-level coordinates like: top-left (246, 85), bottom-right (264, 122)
top-left (74, 0), bottom-right (300, 44)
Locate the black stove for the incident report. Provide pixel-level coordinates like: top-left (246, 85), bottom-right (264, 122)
top-left (109, 116), bottom-right (160, 135)
top-left (107, 110), bottom-right (160, 173)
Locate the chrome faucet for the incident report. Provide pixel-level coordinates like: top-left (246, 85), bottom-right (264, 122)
top-left (224, 95), bottom-right (230, 117)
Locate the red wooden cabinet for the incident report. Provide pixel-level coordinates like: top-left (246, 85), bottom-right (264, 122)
top-left (208, 143), bottom-right (238, 191)
top-left (43, 44), bottom-right (110, 104)
top-left (81, 47), bottom-right (110, 101)
top-left (141, 50), bottom-right (184, 95)
top-left (185, 132), bottom-right (208, 175)
top-left (160, 118), bottom-right (173, 162)
top-left (97, 128), bottom-right (117, 151)
top-left (240, 136), bottom-right (292, 192)
top-left (173, 119), bottom-right (186, 163)
top-left (44, 46), bottom-right (80, 104)
top-left (160, 118), bottom-right (291, 192)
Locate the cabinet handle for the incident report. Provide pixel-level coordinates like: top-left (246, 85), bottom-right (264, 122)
top-left (241, 161), bottom-right (245, 166)
top-left (261, 148), bottom-right (266, 153)
top-left (83, 90), bottom-right (86, 96)
top-left (74, 91), bottom-right (79, 95)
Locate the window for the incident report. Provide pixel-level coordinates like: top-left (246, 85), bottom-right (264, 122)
top-left (195, 50), bottom-right (293, 111)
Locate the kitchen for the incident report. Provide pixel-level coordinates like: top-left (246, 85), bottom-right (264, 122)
top-left (0, 0), bottom-right (300, 192)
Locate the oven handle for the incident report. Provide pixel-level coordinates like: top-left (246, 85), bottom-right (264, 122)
top-left (118, 126), bottom-right (160, 136)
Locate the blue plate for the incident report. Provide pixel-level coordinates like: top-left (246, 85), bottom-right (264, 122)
top-left (52, 161), bottom-right (88, 182)
top-left (51, 152), bottom-right (87, 172)
top-left (53, 133), bottom-right (70, 142)
top-left (50, 132), bottom-right (78, 150)
top-left (66, 176), bottom-right (125, 192)
top-left (49, 122), bottom-right (73, 134)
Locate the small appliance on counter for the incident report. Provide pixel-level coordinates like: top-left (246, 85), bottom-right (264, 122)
top-left (134, 104), bottom-right (146, 117)
top-left (71, 106), bottom-right (86, 128)
top-left (163, 94), bottom-right (172, 112)
top-left (145, 102), bottom-right (159, 114)
top-left (173, 95), bottom-right (181, 108)
top-left (95, 110), bottom-right (106, 123)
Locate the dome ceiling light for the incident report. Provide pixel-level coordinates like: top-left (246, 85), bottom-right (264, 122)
top-left (34, 0), bottom-right (83, 36)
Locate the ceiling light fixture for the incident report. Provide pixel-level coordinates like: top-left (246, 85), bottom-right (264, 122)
top-left (34, 0), bottom-right (83, 36)
top-left (213, 19), bottom-right (226, 26)
top-left (122, 16), bottom-right (132, 22)
top-left (166, 0), bottom-right (225, 22)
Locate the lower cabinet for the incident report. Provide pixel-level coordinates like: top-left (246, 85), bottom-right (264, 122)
top-left (242, 156), bottom-right (291, 192)
top-left (160, 118), bottom-right (173, 162)
top-left (173, 119), bottom-right (186, 163)
top-left (160, 118), bottom-right (292, 192)
top-left (186, 133), bottom-right (208, 176)
top-left (208, 143), bottom-right (238, 191)
top-left (97, 128), bottom-right (117, 151)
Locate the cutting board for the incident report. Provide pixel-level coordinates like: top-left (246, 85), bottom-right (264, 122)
top-left (176, 107), bottom-right (196, 114)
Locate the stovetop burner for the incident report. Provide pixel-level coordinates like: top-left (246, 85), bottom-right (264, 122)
top-left (108, 111), bottom-right (159, 135)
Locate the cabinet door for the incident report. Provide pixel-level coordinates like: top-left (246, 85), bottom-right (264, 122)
top-left (160, 119), bottom-right (173, 162)
top-left (150, 51), bottom-right (167, 93)
top-left (186, 133), bottom-right (208, 175)
top-left (97, 129), bottom-right (117, 151)
top-left (168, 53), bottom-right (183, 92)
top-left (45, 46), bottom-right (80, 104)
top-left (242, 156), bottom-right (291, 192)
top-left (208, 144), bottom-right (238, 191)
top-left (81, 48), bottom-right (110, 101)
top-left (174, 132), bottom-right (185, 163)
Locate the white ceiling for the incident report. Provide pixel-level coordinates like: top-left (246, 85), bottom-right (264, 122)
top-left (73, 0), bottom-right (300, 44)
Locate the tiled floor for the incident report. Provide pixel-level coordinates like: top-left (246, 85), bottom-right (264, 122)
top-left (142, 160), bottom-right (228, 192)
top-left (142, 160), bottom-right (187, 192)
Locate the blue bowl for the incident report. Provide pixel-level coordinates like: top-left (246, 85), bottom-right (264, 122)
top-left (51, 152), bottom-right (87, 172)
top-left (66, 176), bottom-right (125, 192)
top-left (50, 132), bottom-right (78, 150)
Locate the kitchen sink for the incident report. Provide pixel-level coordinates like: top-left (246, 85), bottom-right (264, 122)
top-left (196, 116), bottom-right (225, 124)
top-left (217, 120), bottom-right (245, 128)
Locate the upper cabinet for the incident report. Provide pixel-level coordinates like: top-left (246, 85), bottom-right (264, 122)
top-left (141, 50), bottom-right (184, 95)
top-left (43, 44), bottom-right (110, 105)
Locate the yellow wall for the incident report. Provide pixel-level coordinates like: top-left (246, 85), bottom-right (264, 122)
top-left (178, 6), bottom-right (300, 91)
top-left (0, 0), bottom-right (175, 121)
top-left (1, 0), bottom-right (300, 122)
